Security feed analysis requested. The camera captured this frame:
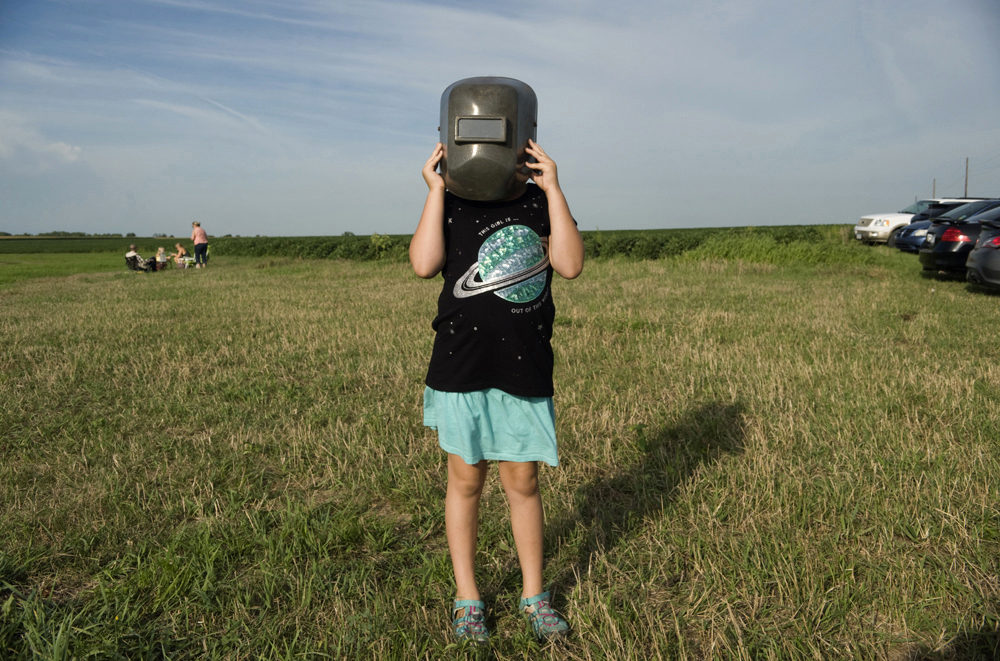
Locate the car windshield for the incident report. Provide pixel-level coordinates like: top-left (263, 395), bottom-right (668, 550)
top-left (899, 201), bottom-right (932, 214)
top-left (938, 200), bottom-right (999, 221)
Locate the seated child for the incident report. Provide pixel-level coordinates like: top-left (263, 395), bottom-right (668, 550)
top-left (155, 247), bottom-right (168, 270)
top-left (169, 243), bottom-right (190, 266)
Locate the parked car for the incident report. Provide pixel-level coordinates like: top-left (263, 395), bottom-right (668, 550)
top-left (855, 198), bottom-right (982, 246)
top-left (934, 198), bottom-right (1000, 222)
top-left (918, 202), bottom-right (1000, 272)
top-left (893, 220), bottom-right (934, 253)
top-left (965, 207), bottom-right (1000, 288)
top-left (905, 200), bottom-right (973, 226)
top-left (893, 201), bottom-right (976, 251)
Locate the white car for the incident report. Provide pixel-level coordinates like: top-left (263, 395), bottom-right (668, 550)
top-left (854, 199), bottom-right (974, 245)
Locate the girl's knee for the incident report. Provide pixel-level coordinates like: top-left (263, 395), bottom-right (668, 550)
top-left (448, 456), bottom-right (487, 497)
top-left (499, 462), bottom-right (539, 500)
top-left (450, 475), bottom-right (486, 499)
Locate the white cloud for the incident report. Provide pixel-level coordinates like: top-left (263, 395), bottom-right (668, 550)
top-left (0, 111), bottom-right (84, 172)
top-left (45, 141), bottom-right (82, 162)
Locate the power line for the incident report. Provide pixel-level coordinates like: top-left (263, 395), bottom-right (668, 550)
top-left (973, 161), bottom-right (1000, 176)
top-left (973, 149), bottom-right (1000, 171)
top-left (935, 165), bottom-right (968, 192)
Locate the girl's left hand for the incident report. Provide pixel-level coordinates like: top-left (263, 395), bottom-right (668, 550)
top-left (524, 139), bottom-right (560, 193)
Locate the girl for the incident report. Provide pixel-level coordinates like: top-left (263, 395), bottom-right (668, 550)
top-left (410, 139), bottom-right (584, 645)
top-left (170, 243), bottom-right (189, 266)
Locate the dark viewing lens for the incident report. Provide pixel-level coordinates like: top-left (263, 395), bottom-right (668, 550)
top-left (457, 118), bottom-right (504, 140)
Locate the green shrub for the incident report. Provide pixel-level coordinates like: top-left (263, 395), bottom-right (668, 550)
top-left (681, 231), bottom-right (880, 266)
top-left (1, 225), bottom-right (872, 266)
top-left (370, 233), bottom-right (393, 260)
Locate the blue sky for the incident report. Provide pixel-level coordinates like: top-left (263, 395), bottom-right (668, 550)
top-left (1, 0), bottom-right (999, 236)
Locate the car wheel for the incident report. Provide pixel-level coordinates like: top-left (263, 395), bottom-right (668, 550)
top-left (887, 229), bottom-right (901, 248)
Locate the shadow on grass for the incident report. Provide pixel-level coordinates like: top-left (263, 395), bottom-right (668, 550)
top-left (918, 269), bottom-right (966, 282)
top-left (965, 282), bottom-right (1000, 297)
top-left (888, 625), bottom-right (1000, 660)
top-left (545, 401), bottom-right (747, 596)
top-left (915, 265), bottom-right (1000, 296)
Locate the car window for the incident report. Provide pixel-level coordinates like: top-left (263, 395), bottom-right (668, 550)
top-left (938, 200), bottom-right (996, 220)
top-left (966, 201), bottom-right (1000, 219)
top-left (928, 203), bottom-right (963, 217)
top-left (972, 206), bottom-right (1000, 222)
top-left (899, 201), bottom-right (931, 214)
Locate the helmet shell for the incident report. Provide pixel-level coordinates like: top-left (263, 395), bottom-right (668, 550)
top-left (440, 77), bottom-right (537, 201)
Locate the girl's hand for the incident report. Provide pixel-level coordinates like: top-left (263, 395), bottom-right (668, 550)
top-left (422, 143), bottom-right (445, 191)
top-left (524, 139), bottom-right (560, 193)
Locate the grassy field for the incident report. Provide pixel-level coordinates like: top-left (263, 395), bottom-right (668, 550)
top-left (0, 253), bottom-right (134, 288)
top-left (1, 242), bottom-right (998, 660)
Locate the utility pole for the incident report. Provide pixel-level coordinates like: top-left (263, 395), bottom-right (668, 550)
top-left (965, 157), bottom-right (969, 197)
top-left (933, 178), bottom-right (936, 198)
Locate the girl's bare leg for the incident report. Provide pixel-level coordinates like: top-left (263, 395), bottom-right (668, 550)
top-left (446, 454), bottom-right (488, 600)
top-left (497, 461), bottom-right (544, 598)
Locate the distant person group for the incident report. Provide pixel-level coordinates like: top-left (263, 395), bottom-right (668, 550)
top-left (124, 222), bottom-right (210, 272)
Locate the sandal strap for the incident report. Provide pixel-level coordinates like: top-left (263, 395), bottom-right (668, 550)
top-left (519, 591), bottom-right (551, 610)
top-left (453, 599), bottom-right (486, 612)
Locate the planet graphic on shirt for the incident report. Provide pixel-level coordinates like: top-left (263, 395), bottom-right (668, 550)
top-left (453, 225), bottom-right (549, 302)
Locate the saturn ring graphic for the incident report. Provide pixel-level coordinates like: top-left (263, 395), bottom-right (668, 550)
top-left (453, 225), bottom-right (549, 303)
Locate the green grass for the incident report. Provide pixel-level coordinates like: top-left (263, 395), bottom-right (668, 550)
top-left (1, 243), bottom-right (998, 659)
top-left (0, 253), bottom-right (134, 288)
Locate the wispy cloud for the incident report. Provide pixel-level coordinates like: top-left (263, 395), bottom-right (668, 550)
top-left (199, 97), bottom-right (270, 134)
top-left (2, 0), bottom-right (999, 235)
top-left (121, 63), bottom-right (272, 134)
top-left (133, 98), bottom-right (242, 127)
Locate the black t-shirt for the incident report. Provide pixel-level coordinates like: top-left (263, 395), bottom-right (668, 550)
top-left (425, 184), bottom-right (557, 397)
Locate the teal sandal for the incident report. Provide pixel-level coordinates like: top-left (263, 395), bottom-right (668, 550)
top-left (452, 599), bottom-right (489, 646)
top-left (520, 591), bottom-right (569, 641)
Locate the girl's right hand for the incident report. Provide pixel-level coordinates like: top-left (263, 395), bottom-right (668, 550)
top-left (422, 143), bottom-right (445, 192)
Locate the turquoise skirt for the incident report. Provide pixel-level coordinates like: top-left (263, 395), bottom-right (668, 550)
top-left (423, 387), bottom-right (558, 467)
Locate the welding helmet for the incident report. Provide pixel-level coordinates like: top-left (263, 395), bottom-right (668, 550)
top-left (439, 77), bottom-right (537, 201)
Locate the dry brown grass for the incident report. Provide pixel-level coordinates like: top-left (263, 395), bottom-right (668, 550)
top-left (1, 253), bottom-right (998, 659)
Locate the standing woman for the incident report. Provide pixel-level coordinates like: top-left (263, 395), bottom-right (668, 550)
top-left (191, 221), bottom-right (209, 268)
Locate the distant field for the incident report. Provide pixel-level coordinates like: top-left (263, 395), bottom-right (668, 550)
top-left (0, 237), bottom-right (171, 254)
top-left (1, 225), bottom-right (872, 290)
top-left (1, 239), bottom-right (998, 659)
top-left (0, 225), bottom-right (861, 263)
top-left (0, 235), bottom-right (408, 256)
top-left (0, 253), bottom-right (132, 287)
